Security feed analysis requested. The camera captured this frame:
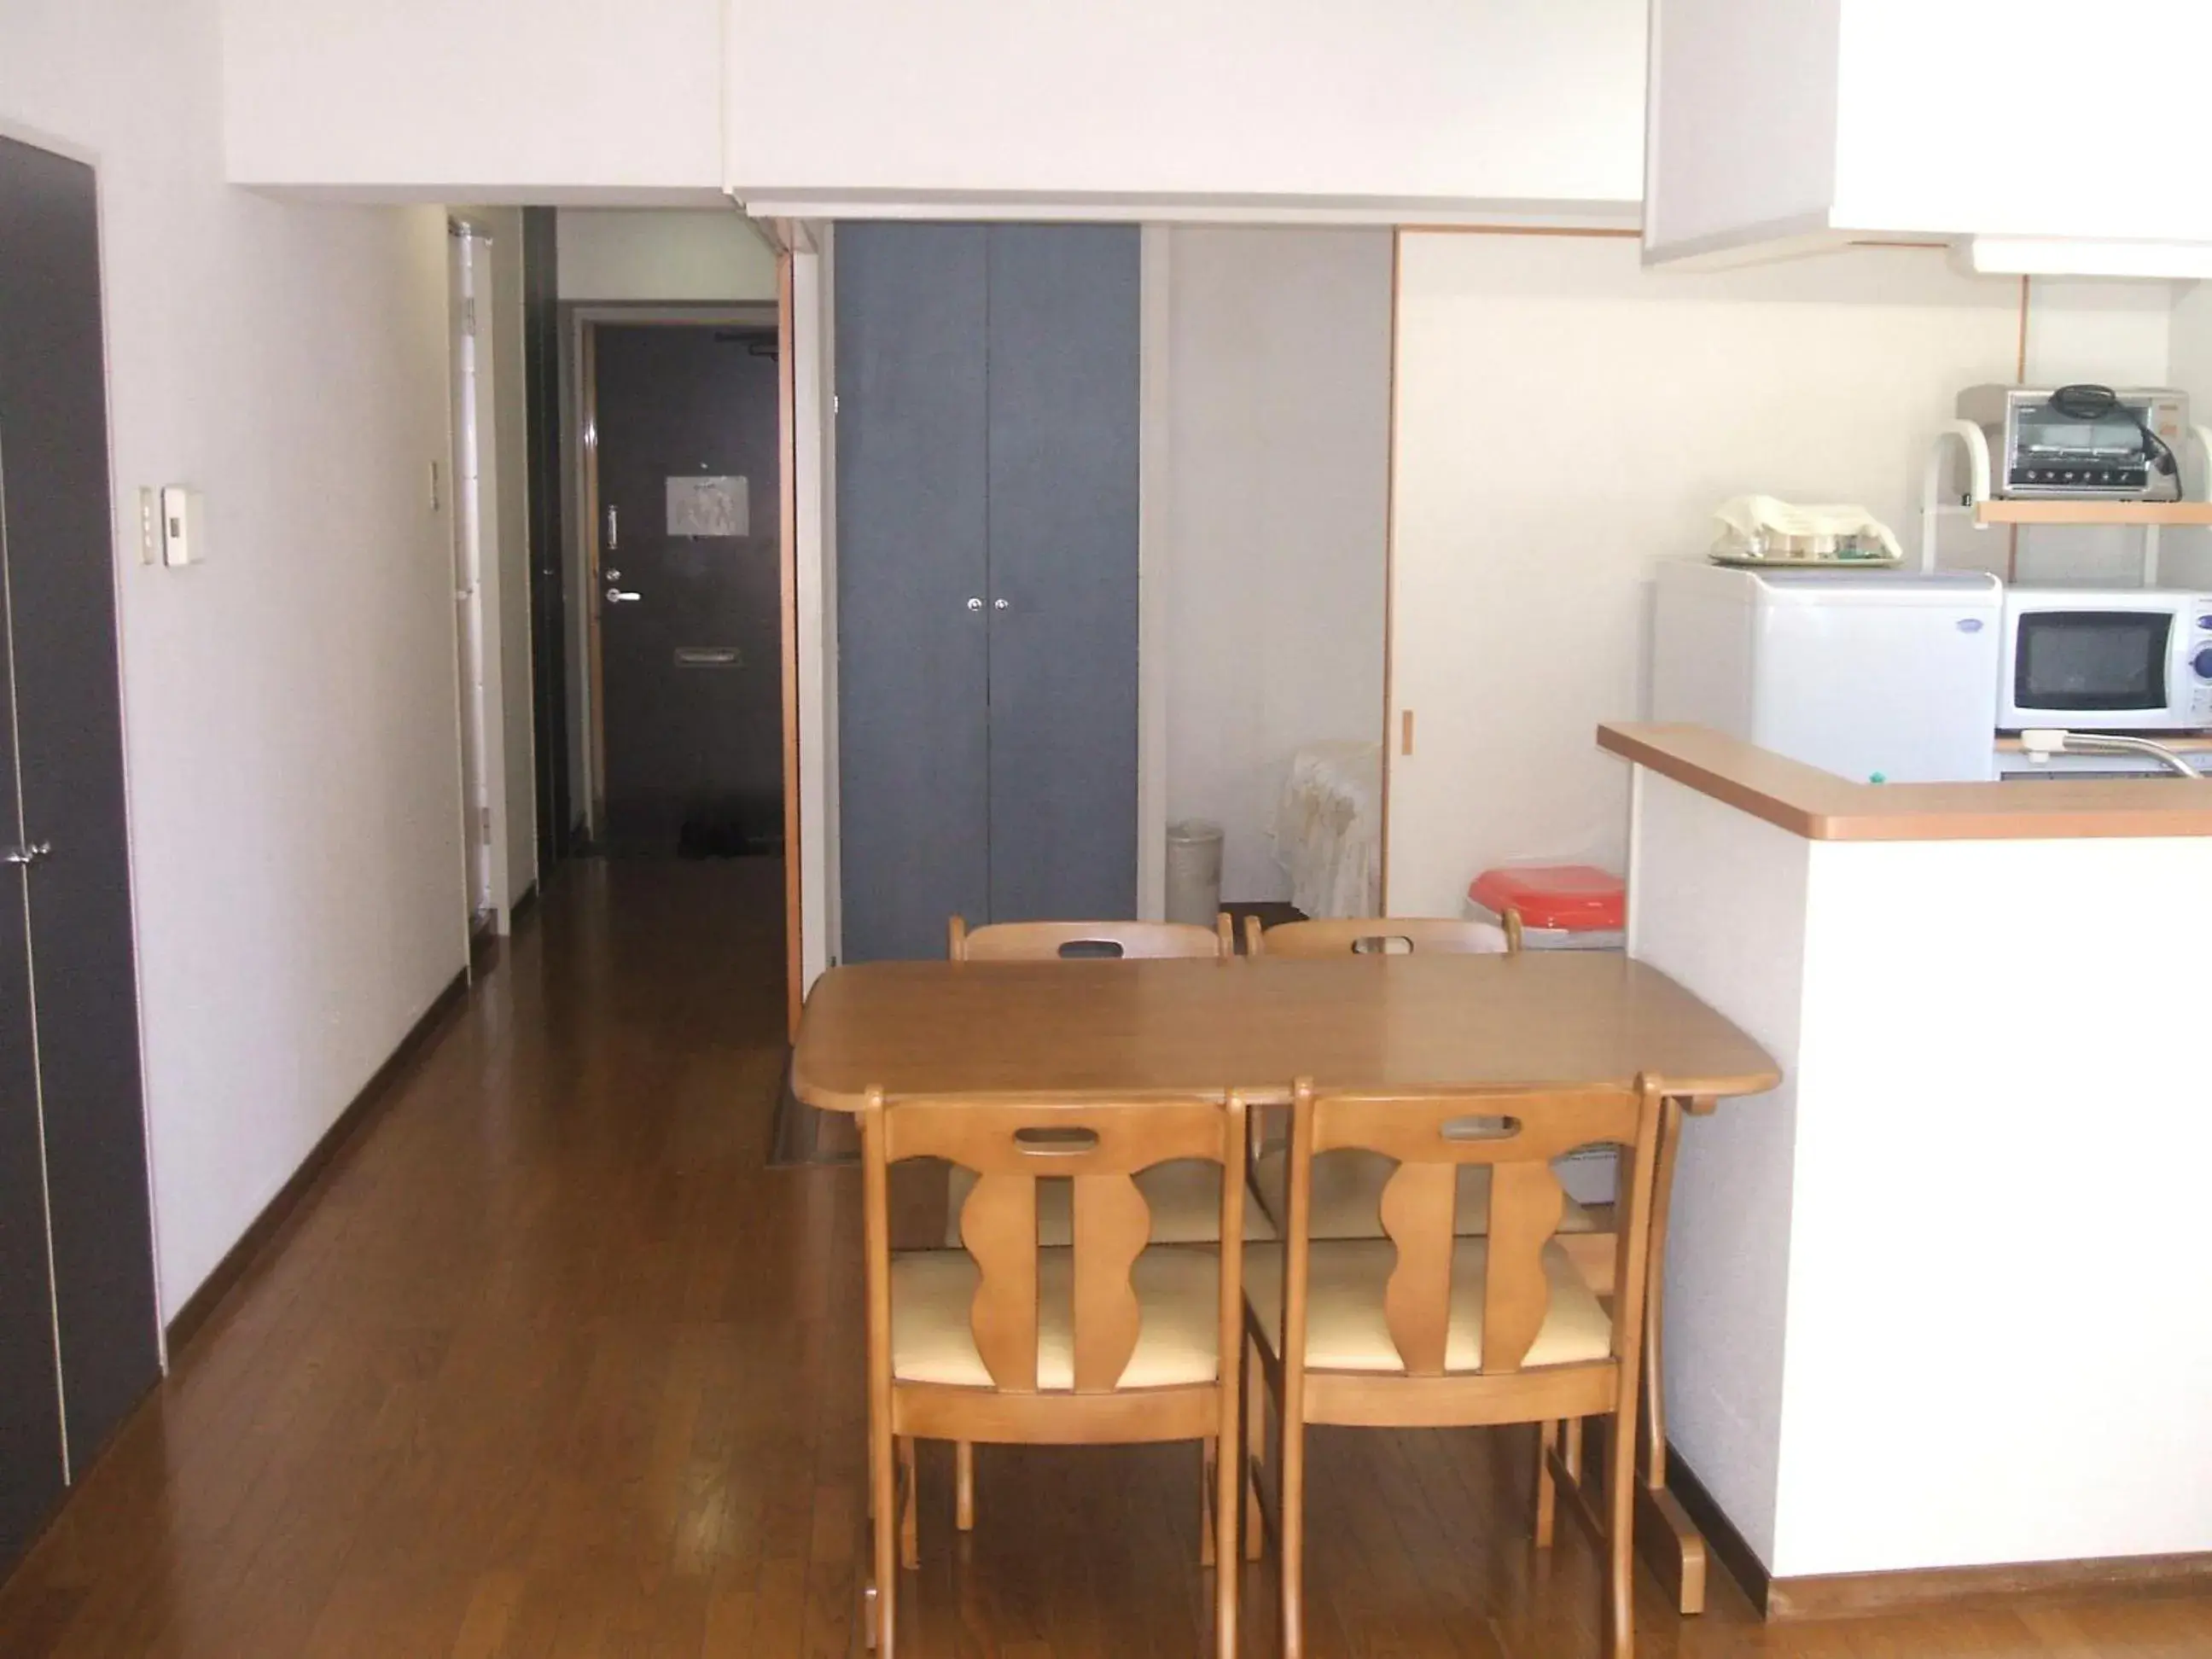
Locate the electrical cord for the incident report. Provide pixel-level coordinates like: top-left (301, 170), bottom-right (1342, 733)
top-left (2050, 383), bottom-right (2184, 501)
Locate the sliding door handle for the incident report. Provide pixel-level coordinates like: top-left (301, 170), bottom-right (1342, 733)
top-left (2, 841), bottom-right (51, 867)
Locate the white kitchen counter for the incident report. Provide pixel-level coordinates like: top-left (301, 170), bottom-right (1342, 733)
top-left (1603, 722), bottom-right (2212, 1611)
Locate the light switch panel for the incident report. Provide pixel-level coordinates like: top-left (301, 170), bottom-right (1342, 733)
top-left (160, 485), bottom-right (203, 567)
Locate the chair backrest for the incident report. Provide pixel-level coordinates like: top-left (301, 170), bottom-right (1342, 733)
top-left (1284, 1077), bottom-right (1662, 1377)
top-left (1256, 917), bottom-right (1516, 958)
top-left (948, 913), bottom-right (1232, 961)
top-left (861, 1090), bottom-right (1247, 1393)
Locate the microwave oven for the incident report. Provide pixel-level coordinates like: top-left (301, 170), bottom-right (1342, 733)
top-left (1999, 588), bottom-right (2212, 731)
top-left (1956, 384), bottom-right (2187, 499)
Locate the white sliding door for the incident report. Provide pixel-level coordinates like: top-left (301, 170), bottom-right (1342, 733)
top-left (1383, 233), bottom-right (2021, 912)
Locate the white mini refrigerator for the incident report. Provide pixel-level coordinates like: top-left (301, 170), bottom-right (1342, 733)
top-left (1651, 563), bottom-right (2003, 783)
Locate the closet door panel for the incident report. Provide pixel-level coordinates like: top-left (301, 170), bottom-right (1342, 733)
top-left (835, 223), bottom-right (992, 961)
top-left (0, 453), bottom-right (60, 1568)
top-left (982, 225), bottom-right (1140, 923)
top-left (0, 136), bottom-right (159, 1470)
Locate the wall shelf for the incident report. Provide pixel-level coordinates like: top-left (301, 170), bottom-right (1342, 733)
top-left (1970, 499), bottom-right (2212, 527)
top-left (1920, 419), bottom-right (2212, 581)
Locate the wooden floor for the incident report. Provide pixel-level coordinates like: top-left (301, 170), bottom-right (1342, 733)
top-left (2, 861), bottom-right (2207, 1657)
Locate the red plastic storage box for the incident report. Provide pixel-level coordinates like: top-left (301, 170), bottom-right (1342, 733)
top-left (1467, 864), bottom-right (1625, 951)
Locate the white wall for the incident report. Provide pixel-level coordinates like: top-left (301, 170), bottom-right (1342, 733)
top-left (3, 0), bottom-right (465, 1316)
top-left (1159, 228), bottom-right (1391, 901)
top-left (1627, 771), bottom-right (1808, 1567)
top-left (1387, 235), bottom-right (2032, 912)
top-left (726, 0), bottom-right (1646, 219)
top-left (1779, 830), bottom-right (2212, 1574)
top-left (220, 0), bottom-right (724, 200)
top-left (556, 210), bottom-right (779, 302)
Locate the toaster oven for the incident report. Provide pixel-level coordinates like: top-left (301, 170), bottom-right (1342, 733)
top-left (1956, 384), bottom-right (2187, 500)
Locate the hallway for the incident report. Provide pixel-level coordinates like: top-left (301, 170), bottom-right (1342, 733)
top-left (0, 863), bottom-right (2207, 1656)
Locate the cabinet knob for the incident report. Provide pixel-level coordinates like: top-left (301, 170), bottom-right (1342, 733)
top-left (2, 841), bottom-right (51, 867)
top-left (967, 597), bottom-right (983, 612)
top-left (993, 597), bottom-right (1010, 611)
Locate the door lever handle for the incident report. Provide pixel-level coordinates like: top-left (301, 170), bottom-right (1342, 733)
top-left (605, 588), bottom-right (642, 604)
top-left (2, 841), bottom-right (51, 867)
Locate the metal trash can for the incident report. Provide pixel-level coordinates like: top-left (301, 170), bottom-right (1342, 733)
top-left (1164, 820), bottom-right (1225, 927)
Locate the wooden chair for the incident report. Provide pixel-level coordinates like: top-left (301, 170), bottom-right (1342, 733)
top-left (1248, 914), bottom-right (1516, 958)
top-left (861, 1088), bottom-right (1249, 1658)
top-left (1244, 1076), bottom-right (1664, 1659)
top-left (949, 913), bottom-right (1234, 961)
top-left (941, 914), bottom-right (1271, 1537)
top-left (1246, 915), bottom-right (1540, 1236)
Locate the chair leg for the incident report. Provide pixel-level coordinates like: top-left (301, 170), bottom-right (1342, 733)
top-left (1214, 1435), bottom-right (1238, 1659)
top-left (1280, 1412), bottom-right (1306, 1659)
top-left (955, 1440), bottom-right (975, 1532)
top-left (1534, 1420), bottom-right (1558, 1548)
top-left (1604, 1409), bottom-right (1637, 1659)
top-left (870, 1419), bottom-right (898, 1655)
top-left (1243, 1335), bottom-right (1264, 1562)
top-left (1201, 1436), bottom-right (1218, 1566)
top-left (898, 1437), bottom-right (919, 1571)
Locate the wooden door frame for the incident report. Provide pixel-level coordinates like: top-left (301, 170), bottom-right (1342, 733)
top-left (562, 300), bottom-right (800, 1028)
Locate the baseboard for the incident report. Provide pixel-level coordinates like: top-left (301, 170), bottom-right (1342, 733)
top-left (1664, 1447), bottom-right (1771, 1615)
top-left (1765, 1553), bottom-right (2212, 1622)
top-left (1668, 1445), bottom-right (2212, 1622)
top-left (509, 880), bottom-right (540, 925)
top-left (163, 967), bottom-right (469, 1356)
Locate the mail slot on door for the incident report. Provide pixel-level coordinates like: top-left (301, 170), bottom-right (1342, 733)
top-left (673, 646), bottom-right (742, 669)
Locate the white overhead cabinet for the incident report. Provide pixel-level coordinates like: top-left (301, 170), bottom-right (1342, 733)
top-left (1644, 0), bottom-right (2212, 276)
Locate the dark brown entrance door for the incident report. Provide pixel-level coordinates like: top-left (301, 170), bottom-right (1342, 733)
top-left (591, 324), bottom-right (784, 858)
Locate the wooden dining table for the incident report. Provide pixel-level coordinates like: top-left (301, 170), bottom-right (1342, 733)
top-left (791, 948), bottom-right (1780, 1615)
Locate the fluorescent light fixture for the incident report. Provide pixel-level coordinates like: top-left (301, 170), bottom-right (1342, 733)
top-left (1958, 236), bottom-right (2212, 280)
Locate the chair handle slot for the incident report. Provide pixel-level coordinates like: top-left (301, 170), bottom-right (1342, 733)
top-left (1012, 1126), bottom-right (1103, 1155)
top-left (1055, 940), bottom-right (1126, 958)
top-left (1441, 1114), bottom-right (1522, 1142)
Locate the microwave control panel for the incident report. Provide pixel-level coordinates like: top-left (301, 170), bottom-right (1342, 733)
top-left (2194, 605), bottom-right (2212, 703)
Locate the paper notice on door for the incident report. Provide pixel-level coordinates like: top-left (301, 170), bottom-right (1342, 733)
top-left (667, 474), bottom-right (748, 538)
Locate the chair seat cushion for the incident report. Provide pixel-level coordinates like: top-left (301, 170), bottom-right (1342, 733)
top-left (1250, 1148), bottom-right (1596, 1242)
top-left (944, 1160), bottom-right (1277, 1248)
top-left (1243, 1238), bottom-right (1611, 1373)
top-left (892, 1244), bottom-right (1222, 1390)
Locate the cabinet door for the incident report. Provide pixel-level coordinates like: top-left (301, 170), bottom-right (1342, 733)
top-left (0, 500), bottom-right (59, 1567)
top-left (835, 224), bottom-right (992, 961)
top-left (0, 134), bottom-right (160, 1473)
top-left (0, 457), bottom-right (61, 1569)
top-left (982, 225), bottom-right (1140, 923)
top-left (0, 137), bottom-right (74, 1570)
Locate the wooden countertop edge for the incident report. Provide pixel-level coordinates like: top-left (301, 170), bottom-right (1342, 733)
top-left (1599, 723), bottom-right (2212, 842)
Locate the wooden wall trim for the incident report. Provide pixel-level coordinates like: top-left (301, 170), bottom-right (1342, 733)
top-left (777, 252), bottom-right (803, 1040)
top-left (1599, 722), bottom-right (2212, 842)
top-left (1768, 1552), bottom-right (2212, 1623)
top-left (162, 969), bottom-right (469, 1357)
